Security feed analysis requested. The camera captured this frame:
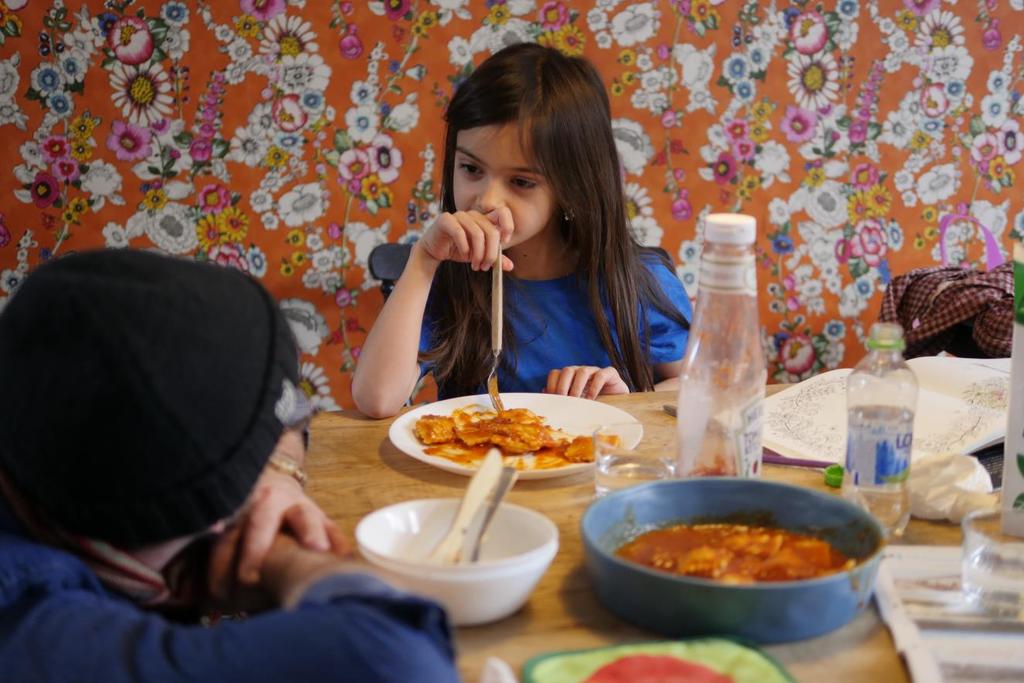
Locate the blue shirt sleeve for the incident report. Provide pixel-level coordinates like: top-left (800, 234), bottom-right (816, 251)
top-left (644, 260), bottom-right (693, 364)
top-left (0, 567), bottom-right (458, 683)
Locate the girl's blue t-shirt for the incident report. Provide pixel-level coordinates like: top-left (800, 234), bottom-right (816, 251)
top-left (419, 260), bottom-right (692, 399)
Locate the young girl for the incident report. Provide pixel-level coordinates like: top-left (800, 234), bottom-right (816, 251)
top-left (352, 43), bottom-right (691, 418)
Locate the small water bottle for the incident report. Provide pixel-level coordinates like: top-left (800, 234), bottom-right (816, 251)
top-left (843, 322), bottom-right (918, 538)
top-left (676, 213), bottom-right (766, 478)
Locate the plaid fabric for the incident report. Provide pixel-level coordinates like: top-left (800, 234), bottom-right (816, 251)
top-left (878, 263), bottom-right (1014, 358)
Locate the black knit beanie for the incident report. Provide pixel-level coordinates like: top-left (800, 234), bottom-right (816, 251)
top-left (0, 249), bottom-right (300, 548)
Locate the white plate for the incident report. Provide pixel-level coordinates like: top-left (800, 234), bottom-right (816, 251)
top-left (389, 393), bottom-right (640, 480)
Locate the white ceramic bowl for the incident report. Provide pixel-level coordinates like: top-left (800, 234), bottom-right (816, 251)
top-left (355, 498), bottom-right (559, 626)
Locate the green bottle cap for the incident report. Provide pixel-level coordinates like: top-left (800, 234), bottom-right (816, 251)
top-left (824, 464), bottom-right (844, 488)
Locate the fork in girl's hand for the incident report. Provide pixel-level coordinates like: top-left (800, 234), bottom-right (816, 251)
top-left (487, 245), bottom-right (505, 413)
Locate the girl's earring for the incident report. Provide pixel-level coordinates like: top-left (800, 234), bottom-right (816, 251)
top-left (563, 210), bottom-right (573, 222)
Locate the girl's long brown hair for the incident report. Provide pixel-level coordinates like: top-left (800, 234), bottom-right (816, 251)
top-left (423, 43), bottom-right (689, 397)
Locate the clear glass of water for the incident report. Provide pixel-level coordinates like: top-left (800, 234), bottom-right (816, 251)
top-left (594, 422), bottom-right (674, 497)
top-left (961, 509), bottom-right (1024, 617)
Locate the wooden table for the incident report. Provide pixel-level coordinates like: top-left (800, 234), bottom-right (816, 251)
top-left (305, 390), bottom-right (961, 682)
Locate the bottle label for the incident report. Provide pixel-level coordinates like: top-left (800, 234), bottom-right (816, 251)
top-left (735, 394), bottom-right (764, 477)
top-left (700, 253), bottom-right (756, 295)
top-left (845, 427), bottom-right (912, 486)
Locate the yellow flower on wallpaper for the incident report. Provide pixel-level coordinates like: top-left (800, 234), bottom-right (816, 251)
top-left (217, 207), bottom-right (249, 242)
top-left (196, 216), bottom-right (223, 252)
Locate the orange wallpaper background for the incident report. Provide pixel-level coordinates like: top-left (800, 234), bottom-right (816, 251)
top-left (0, 0), bottom-right (1021, 410)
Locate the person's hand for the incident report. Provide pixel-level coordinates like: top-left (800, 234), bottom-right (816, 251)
top-left (546, 366), bottom-right (630, 399)
top-left (417, 207), bottom-right (514, 271)
top-left (236, 469), bottom-right (350, 584)
top-left (257, 533), bottom-right (358, 608)
top-left (207, 527), bottom-right (351, 611)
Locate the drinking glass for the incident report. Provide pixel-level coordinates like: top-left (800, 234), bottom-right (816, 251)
top-left (594, 422), bottom-right (674, 497)
top-left (961, 509), bottom-right (1024, 617)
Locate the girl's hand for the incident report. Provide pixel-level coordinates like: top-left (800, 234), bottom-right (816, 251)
top-left (417, 208), bottom-right (514, 271)
top-left (545, 366), bottom-right (630, 399)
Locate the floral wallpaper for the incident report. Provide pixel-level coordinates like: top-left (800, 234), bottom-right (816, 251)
top-left (0, 0), bottom-right (1021, 409)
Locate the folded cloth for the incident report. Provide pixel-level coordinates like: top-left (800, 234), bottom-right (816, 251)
top-left (879, 263), bottom-right (1014, 358)
top-left (909, 451), bottom-right (999, 523)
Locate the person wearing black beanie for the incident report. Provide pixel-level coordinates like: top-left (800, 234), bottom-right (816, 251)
top-left (0, 249), bottom-right (458, 683)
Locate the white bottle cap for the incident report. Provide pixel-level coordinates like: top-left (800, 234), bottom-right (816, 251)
top-left (705, 213), bottom-right (756, 245)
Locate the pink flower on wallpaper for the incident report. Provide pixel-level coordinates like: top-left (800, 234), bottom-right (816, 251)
top-left (273, 95), bottom-right (308, 133)
top-left (335, 288), bottom-right (353, 307)
top-left (51, 158), bottom-right (80, 183)
top-left (724, 119), bottom-right (748, 142)
top-left (41, 135), bottom-right (70, 162)
top-left (780, 106), bottom-right (817, 143)
top-left (368, 134), bottom-right (403, 184)
top-left (30, 172), bottom-right (60, 208)
top-left (849, 220), bottom-right (887, 267)
top-left (671, 191), bottom-right (692, 221)
top-left (848, 120), bottom-right (868, 144)
top-left (731, 139), bottom-right (756, 162)
top-left (902, 0), bottom-right (940, 15)
top-left (999, 120), bottom-right (1020, 164)
top-left (538, 1), bottom-right (569, 30)
top-left (834, 238), bottom-right (852, 264)
top-left (106, 121), bottom-right (152, 161)
top-left (338, 148), bottom-right (371, 181)
top-left (0, 214), bottom-right (9, 249)
top-left (240, 0), bottom-right (286, 22)
top-left (919, 83), bottom-right (948, 118)
top-left (712, 152), bottom-right (737, 185)
top-left (383, 0), bottom-right (412, 21)
top-left (107, 16), bottom-right (154, 66)
top-left (190, 138), bottom-right (213, 162)
top-left (790, 11), bottom-right (828, 55)
top-left (971, 132), bottom-right (1000, 163)
top-left (780, 334), bottom-right (815, 375)
top-left (982, 22), bottom-right (1002, 50)
top-left (849, 162), bottom-right (879, 190)
top-left (339, 31), bottom-right (363, 59)
top-left (208, 243), bottom-right (250, 272)
top-left (198, 183), bottom-right (231, 214)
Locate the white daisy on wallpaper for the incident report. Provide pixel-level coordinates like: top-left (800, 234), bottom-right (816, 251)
top-left (230, 126), bottom-right (270, 167)
top-left (384, 98), bottom-right (420, 134)
top-left (754, 141), bottom-right (791, 187)
top-left (447, 36), bottom-right (473, 67)
top-left (145, 203), bottom-right (199, 255)
top-left (80, 161), bottom-right (124, 210)
top-left (281, 299), bottom-right (329, 356)
top-left (611, 118), bottom-right (653, 175)
top-left (629, 215), bottom-right (663, 248)
top-left (924, 45), bottom-right (973, 83)
top-left (610, 2), bottom-right (659, 47)
top-left (108, 63), bottom-right (173, 126)
top-left (916, 10), bottom-right (965, 50)
top-left (915, 163), bottom-right (958, 205)
top-left (278, 53), bottom-right (331, 94)
top-left (804, 181), bottom-right (847, 229)
top-left (279, 182), bottom-right (326, 227)
top-left (260, 14), bottom-right (319, 59)
top-left (786, 52), bottom-right (840, 111)
top-left (300, 362), bottom-right (340, 412)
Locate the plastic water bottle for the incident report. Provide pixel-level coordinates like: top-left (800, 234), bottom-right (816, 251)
top-left (843, 322), bottom-right (918, 538)
top-left (676, 214), bottom-right (766, 478)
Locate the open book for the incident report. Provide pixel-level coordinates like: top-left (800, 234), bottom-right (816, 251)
top-left (763, 356), bottom-right (1010, 465)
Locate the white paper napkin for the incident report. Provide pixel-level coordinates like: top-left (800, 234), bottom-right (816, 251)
top-left (909, 452), bottom-right (998, 523)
